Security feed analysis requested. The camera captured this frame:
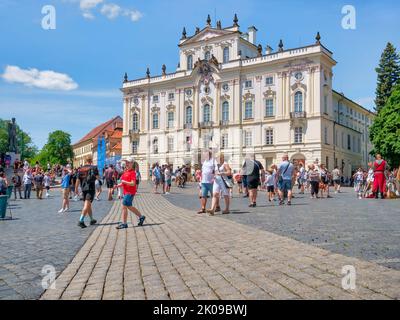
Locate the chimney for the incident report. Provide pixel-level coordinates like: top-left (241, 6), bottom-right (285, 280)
top-left (248, 26), bottom-right (258, 44)
top-left (265, 45), bottom-right (273, 55)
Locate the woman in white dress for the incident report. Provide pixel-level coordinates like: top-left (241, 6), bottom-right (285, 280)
top-left (207, 153), bottom-right (232, 215)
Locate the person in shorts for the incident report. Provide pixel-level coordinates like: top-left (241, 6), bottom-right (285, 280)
top-left (115, 156), bottom-right (146, 229)
top-left (198, 149), bottom-right (215, 214)
top-left (77, 158), bottom-right (98, 228)
top-left (265, 170), bottom-right (275, 202)
top-left (242, 155), bottom-right (265, 207)
top-left (105, 165), bottom-right (116, 201)
top-left (276, 154), bottom-right (295, 206)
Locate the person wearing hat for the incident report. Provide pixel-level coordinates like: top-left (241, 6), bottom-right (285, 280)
top-left (114, 156), bottom-right (146, 229)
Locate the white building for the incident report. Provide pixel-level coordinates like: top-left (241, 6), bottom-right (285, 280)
top-left (121, 14), bottom-right (375, 179)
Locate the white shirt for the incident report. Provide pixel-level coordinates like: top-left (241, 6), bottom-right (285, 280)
top-left (201, 159), bottom-right (215, 184)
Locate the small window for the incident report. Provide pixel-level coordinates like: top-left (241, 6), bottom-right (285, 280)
top-left (223, 47), bottom-right (230, 63)
top-left (203, 134), bottom-right (211, 149)
top-left (167, 111), bottom-right (174, 128)
top-left (324, 127), bottom-right (328, 144)
top-left (265, 76), bottom-right (274, 85)
top-left (347, 134), bottom-right (351, 150)
top-left (152, 113), bottom-right (159, 129)
top-left (153, 95), bottom-right (159, 103)
top-left (294, 91), bottom-right (303, 112)
top-left (168, 137), bottom-right (174, 152)
top-left (132, 141), bottom-right (139, 154)
top-left (222, 101), bottom-right (229, 122)
top-left (168, 93), bottom-right (175, 100)
top-left (294, 127), bottom-right (303, 144)
top-left (245, 80), bottom-right (253, 89)
top-left (221, 134), bottom-right (228, 149)
top-left (265, 129), bottom-right (274, 145)
top-left (185, 106), bottom-right (192, 125)
top-left (187, 55), bottom-right (193, 70)
top-left (132, 113), bottom-right (139, 131)
top-left (265, 99), bottom-right (274, 117)
top-left (244, 101), bottom-right (253, 119)
top-left (244, 131), bottom-right (253, 147)
top-left (203, 104), bottom-right (211, 123)
top-left (205, 51), bottom-right (211, 61)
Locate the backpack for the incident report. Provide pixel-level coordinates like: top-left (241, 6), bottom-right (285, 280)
top-left (79, 165), bottom-right (98, 191)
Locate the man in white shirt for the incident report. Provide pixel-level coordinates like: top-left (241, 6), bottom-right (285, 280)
top-left (198, 149), bottom-right (215, 214)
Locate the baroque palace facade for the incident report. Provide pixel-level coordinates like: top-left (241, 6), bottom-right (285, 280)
top-left (121, 15), bottom-right (374, 179)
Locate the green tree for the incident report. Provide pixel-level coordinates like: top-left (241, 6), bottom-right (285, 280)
top-left (0, 118), bottom-right (38, 160)
top-left (34, 130), bottom-right (73, 166)
top-left (375, 42), bottom-right (400, 112)
top-left (370, 84), bottom-right (400, 168)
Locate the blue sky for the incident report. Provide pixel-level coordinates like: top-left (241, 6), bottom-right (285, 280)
top-left (0, 0), bottom-right (399, 149)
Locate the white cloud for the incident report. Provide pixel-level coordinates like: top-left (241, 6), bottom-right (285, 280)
top-left (82, 11), bottom-right (95, 19)
top-left (80, 0), bottom-right (103, 11)
top-left (123, 9), bottom-right (143, 22)
top-left (2, 65), bottom-right (78, 91)
top-left (101, 3), bottom-right (121, 19)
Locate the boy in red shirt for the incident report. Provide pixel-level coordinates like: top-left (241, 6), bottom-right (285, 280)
top-left (114, 156), bottom-right (145, 229)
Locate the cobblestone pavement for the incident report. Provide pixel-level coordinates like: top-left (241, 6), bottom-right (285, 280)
top-left (163, 183), bottom-right (400, 270)
top-left (0, 189), bottom-right (113, 300)
top-left (41, 185), bottom-right (400, 300)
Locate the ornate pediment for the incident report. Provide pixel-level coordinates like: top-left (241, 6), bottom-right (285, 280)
top-left (201, 96), bottom-right (214, 105)
top-left (166, 103), bottom-right (176, 111)
top-left (220, 93), bottom-right (230, 101)
top-left (263, 88), bottom-right (276, 98)
top-left (291, 82), bottom-right (307, 91)
top-left (180, 27), bottom-right (236, 46)
top-left (130, 106), bottom-right (141, 113)
top-left (243, 91), bottom-right (255, 101)
top-left (184, 99), bottom-right (194, 107)
top-left (151, 106), bottom-right (160, 113)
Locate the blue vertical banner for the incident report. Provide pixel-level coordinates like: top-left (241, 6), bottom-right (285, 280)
top-left (97, 136), bottom-right (106, 177)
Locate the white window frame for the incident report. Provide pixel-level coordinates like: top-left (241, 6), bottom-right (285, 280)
top-left (265, 129), bottom-right (274, 145)
top-left (222, 101), bottom-right (229, 122)
top-left (244, 101), bottom-right (253, 119)
top-left (294, 127), bottom-right (303, 144)
top-left (265, 99), bottom-right (274, 117)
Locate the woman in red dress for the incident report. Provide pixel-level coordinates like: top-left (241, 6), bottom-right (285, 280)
top-left (372, 154), bottom-right (387, 199)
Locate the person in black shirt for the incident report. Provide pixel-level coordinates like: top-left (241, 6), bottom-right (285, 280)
top-left (242, 155), bottom-right (265, 207)
top-left (77, 158), bottom-right (99, 228)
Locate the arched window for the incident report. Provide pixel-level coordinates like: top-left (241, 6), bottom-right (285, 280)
top-left (185, 106), bottom-right (192, 125)
top-left (132, 113), bottom-right (139, 131)
top-left (152, 113), bottom-right (159, 129)
top-left (294, 91), bottom-right (303, 112)
top-left (187, 55), bottom-right (193, 70)
top-left (205, 51), bottom-right (211, 61)
top-left (153, 137), bottom-right (158, 154)
top-left (222, 101), bottom-right (229, 122)
top-left (203, 104), bottom-right (211, 123)
top-left (245, 101), bottom-right (253, 119)
top-left (223, 47), bottom-right (230, 63)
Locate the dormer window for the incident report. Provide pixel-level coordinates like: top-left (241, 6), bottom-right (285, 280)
top-left (205, 51), bottom-right (211, 61)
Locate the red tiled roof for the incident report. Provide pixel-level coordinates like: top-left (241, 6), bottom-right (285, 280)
top-left (74, 116), bottom-right (122, 145)
top-left (110, 130), bottom-right (122, 139)
top-left (112, 142), bottom-right (122, 150)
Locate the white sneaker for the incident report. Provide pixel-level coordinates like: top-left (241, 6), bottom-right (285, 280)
top-left (63, 208), bottom-right (69, 212)
top-left (58, 208), bottom-right (64, 213)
